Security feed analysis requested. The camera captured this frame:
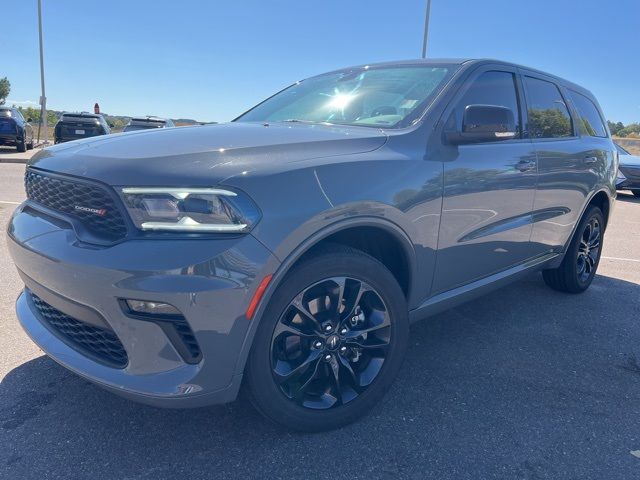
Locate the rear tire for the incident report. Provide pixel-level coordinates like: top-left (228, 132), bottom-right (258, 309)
top-left (16, 138), bottom-right (26, 152)
top-left (542, 206), bottom-right (604, 293)
top-left (246, 245), bottom-right (409, 432)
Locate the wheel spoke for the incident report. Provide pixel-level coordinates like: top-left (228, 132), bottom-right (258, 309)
top-left (345, 310), bottom-right (391, 339)
top-left (330, 277), bottom-right (347, 318)
top-left (346, 336), bottom-right (390, 353)
top-left (328, 356), bottom-right (343, 405)
top-left (293, 356), bottom-right (323, 398)
top-left (337, 354), bottom-right (361, 388)
top-left (273, 349), bottom-right (322, 385)
top-left (290, 294), bottom-right (323, 332)
top-left (272, 320), bottom-right (316, 339)
top-left (342, 280), bottom-right (372, 320)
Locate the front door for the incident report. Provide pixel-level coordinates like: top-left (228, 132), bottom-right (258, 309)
top-left (431, 66), bottom-right (538, 294)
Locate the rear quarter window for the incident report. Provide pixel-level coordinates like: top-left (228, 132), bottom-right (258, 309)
top-left (568, 91), bottom-right (607, 138)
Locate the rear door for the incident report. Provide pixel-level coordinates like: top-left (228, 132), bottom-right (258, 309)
top-left (432, 65), bottom-right (538, 294)
top-left (522, 72), bottom-right (608, 254)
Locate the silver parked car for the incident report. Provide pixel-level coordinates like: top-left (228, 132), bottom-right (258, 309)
top-left (7, 59), bottom-right (617, 431)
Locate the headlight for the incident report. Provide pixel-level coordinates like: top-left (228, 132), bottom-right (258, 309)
top-left (120, 187), bottom-right (260, 233)
top-left (617, 169), bottom-right (626, 181)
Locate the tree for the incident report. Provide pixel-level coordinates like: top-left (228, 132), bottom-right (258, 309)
top-left (0, 77), bottom-right (10, 105)
top-left (608, 120), bottom-right (625, 136)
top-left (617, 123), bottom-right (640, 138)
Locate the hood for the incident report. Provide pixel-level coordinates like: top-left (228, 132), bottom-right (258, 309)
top-left (620, 153), bottom-right (640, 168)
top-left (29, 122), bottom-right (387, 186)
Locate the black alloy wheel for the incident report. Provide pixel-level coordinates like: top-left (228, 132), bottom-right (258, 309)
top-left (271, 276), bottom-right (390, 410)
top-left (576, 216), bottom-right (601, 284)
top-left (246, 245), bottom-right (408, 431)
top-left (543, 205), bottom-right (604, 293)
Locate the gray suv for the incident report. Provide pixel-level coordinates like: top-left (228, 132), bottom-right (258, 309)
top-left (7, 59), bottom-right (617, 431)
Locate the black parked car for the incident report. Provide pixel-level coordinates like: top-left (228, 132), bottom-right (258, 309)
top-left (123, 116), bottom-right (175, 132)
top-left (0, 107), bottom-right (34, 152)
top-left (54, 112), bottom-right (111, 144)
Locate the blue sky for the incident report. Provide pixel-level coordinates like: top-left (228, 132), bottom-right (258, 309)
top-left (2, 0), bottom-right (639, 123)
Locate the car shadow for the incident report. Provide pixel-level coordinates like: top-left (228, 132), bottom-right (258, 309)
top-left (2, 273), bottom-right (640, 479)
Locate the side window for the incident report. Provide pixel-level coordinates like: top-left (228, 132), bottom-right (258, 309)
top-left (15, 109), bottom-right (25, 122)
top-left (454, 71), bottom-right (521, 137)
top-left (524, 76), bottom-right (573, 139)
top-left (568, 91), bottom-right (607, 137)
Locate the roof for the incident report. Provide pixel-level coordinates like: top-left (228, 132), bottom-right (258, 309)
top-left (320, 58), bottom-right (594, 98)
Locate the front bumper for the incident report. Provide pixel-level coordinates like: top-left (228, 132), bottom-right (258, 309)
top-left (617, 166), bottom-right (640, 191)
top-left (7, 203), bottom-right (278, 407)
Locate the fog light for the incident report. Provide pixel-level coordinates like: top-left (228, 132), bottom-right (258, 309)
top-left (125, 299), bottom-right (181, 316)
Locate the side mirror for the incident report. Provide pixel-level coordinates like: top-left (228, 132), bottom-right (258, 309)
top-left (447, 105), bottom-right (517, 145)
top-left (26, 117), bottom-right (33, 123)
top-left (108, 122), bottom-right (115, 128)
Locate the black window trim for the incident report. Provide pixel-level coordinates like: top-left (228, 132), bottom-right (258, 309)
top-left (520, 72), bottom-right (578, 143)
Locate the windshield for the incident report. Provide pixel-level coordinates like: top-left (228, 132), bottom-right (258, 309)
top-left (235, 65), bottom-right (455, 128)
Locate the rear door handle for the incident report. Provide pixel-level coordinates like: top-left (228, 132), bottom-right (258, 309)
top-left (584, 156), bottom-right (598, 164)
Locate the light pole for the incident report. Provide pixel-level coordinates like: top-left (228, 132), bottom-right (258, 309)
top-left (37, 0), bottom-right (48, 145)
top-left (421, 0), bottom-right (432, 58)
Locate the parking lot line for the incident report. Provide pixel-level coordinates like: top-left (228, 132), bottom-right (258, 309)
top-left (602, 255), bottom-right (640, 263)
top-left (0, 200), bottom-right (21, 205)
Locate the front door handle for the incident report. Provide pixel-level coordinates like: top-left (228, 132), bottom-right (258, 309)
top-left (516, 160), bottom-right (536, 172)
top-left (584, 156), bottom-right (598, 164)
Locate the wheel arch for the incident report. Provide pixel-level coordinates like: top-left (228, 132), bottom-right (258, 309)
top-left (234, 217), bottom-right (417, 376)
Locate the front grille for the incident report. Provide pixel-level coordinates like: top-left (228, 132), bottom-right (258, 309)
top-left (29, 292), bottom-right (128, 368)
top-left (25, 169), bottom-right (128, 241)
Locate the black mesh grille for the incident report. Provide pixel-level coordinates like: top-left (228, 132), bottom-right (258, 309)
top-left (29, 292), bottom-right (128, 368)
top-left (25, 169), bottom-right (128, 241)
top-left (173, 321), bottom-right (202, 361)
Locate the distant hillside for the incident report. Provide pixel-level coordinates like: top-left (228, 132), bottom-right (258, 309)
top-left (16, 106), bottom-right (208, 129)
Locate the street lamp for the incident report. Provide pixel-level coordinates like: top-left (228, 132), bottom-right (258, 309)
top-left (37, 0), bottom-right (48, 145)
top-left (421, 0), bottom-right (432, 58)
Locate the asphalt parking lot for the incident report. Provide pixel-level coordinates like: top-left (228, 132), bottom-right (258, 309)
top-left (0, 160), bottom-right (639, 479)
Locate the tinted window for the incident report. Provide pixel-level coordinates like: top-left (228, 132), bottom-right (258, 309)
top-left (455, 71), bottom-right (521, 137)
top-left (524, 77), bottom-right (573, 138)
top-left (569, 91), bottom-right (607, 137)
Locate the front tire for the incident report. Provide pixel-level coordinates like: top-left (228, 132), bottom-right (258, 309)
top-left (542, 206), bottom-right (604, 293)
top-left (246, 245), bottom-right (409, 432)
